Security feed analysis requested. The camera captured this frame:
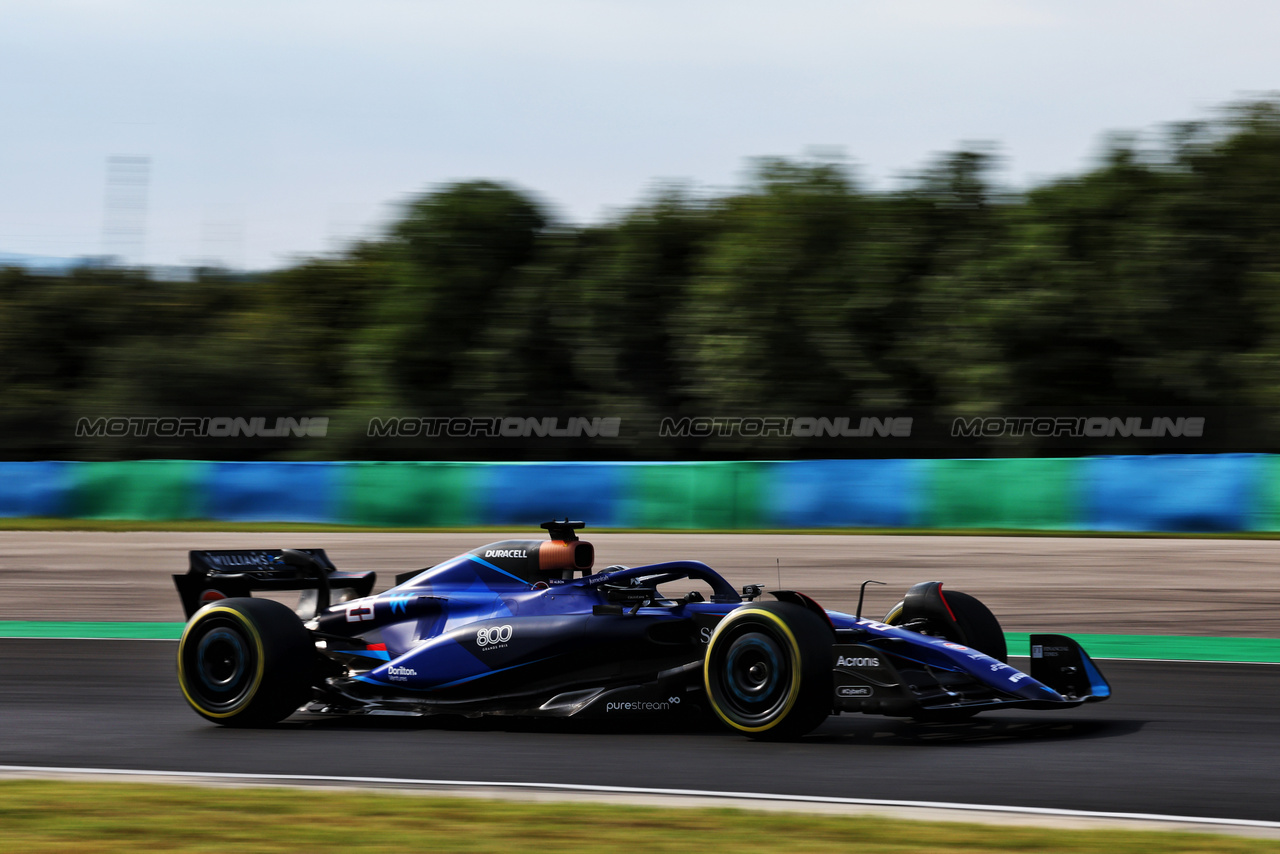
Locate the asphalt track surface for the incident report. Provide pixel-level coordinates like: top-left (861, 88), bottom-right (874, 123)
top-left (3, 638), bottom-right (1279, 824)
top-left (4, 532), bottom-right (1280, 826)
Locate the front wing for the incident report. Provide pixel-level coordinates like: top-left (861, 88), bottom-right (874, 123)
top-left (832, 633), bottom-right (1110, 716)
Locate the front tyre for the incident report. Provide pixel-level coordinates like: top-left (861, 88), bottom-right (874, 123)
top-left (703, 602), bottom-right (832, 740)
top-left (883, 588), bottom-right (1006, 723)
top-left (178, 597), bottom-right (315, 727)
top-left (884, 589), bottom-right (1007, 663)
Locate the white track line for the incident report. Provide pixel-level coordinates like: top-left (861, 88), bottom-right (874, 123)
top-left (2, 764), bottom-right (1278, 833)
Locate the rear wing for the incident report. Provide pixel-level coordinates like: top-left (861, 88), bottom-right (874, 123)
top-left (174, 549), bottom-right (376, 620)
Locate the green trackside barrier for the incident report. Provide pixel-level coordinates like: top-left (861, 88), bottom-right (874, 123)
top-left (7, 454), bottom-right (1276, 530)
top-left (1005, 632), bottom-right (1280, 663)
top-left (67, 460), bottom-right (211, 520)
top-left (1249, 453), bottom-right (1280, 531)
top-left (337, 461), bottom-right (486, 527)
top-left (922, 457), bottom-right (1084, 530)
top-left (622, 462), bottom-right (772, 529)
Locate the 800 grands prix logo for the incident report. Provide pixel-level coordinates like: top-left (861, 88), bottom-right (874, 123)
top-left (476, 625), bottom-right (513, 650)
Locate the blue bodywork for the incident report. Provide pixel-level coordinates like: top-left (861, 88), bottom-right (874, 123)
top-left (178, 526), bottom-right (1112, 724)
top-left (314, 556), bottom-right (746, 707)
top-left (307, 551), bottom-right (1103, 718)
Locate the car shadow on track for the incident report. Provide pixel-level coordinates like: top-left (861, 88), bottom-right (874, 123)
top-left (283, 710), bottom-right (1145, 747)
top-left (807, 714), bottom-right (1145, 747)
top-left (285, 712), bottom-right (721, 736)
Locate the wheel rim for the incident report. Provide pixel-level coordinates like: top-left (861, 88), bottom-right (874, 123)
top-left (710, 626), bottom-right (794, 726)
top-left (182, 616), bottom-right (257, 713)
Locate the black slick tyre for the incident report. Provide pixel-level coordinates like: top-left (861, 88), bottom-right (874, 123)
top-left (703, 602), bottom-right (832, 740)
top-left (941, 590), bottom-right (1007, 663)
top-left (177, 597), bottom-right (315, 727)
top-left (884, 589), bottom-right (1007, 663)
top-left (884, 588), bottom-right (1007, 722)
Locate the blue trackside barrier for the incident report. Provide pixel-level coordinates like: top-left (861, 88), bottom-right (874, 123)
top-left (479, 462), bottom-right (630, 528)
top-left (1082, 453), bottom-right (1262, 532)
top-left (0, 461), bottom-right (70, 517)
top-left (763, 458), bottom-right (926, 528)
top-left (206, 461), bottom-right (345, 524)
top-left (0, 455), bottom-right (1276, 531)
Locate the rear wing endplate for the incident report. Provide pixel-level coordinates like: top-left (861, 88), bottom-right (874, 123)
top-left (174, 549), bottom-right (375, 620)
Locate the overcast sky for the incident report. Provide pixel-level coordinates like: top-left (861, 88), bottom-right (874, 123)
top-left (2, 0), bottom-right (1278, 269)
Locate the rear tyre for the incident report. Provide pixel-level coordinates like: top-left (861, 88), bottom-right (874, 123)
top-left (884, 589), bottom-right (1007, 663)
top-left (703, 602), bottom-right (832, 740)
top-left (178, 597), bottom-right (315, 727)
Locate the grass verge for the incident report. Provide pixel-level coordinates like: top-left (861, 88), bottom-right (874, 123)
top-left (5, 517), bottom-right (1280, 537)
top-left (0, 780), bottom-right (1275, 853)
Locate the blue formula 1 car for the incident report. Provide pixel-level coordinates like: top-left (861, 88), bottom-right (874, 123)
top-left (174, 521), bottom-right (1110, 739)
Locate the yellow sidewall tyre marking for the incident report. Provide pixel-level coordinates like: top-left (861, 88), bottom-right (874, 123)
top-left (704, 608), bottom-right (803, 734)
top-left (178, 605), bottom-right (266, 720)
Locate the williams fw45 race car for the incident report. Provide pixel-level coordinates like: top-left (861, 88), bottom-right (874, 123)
top-left (175, 522), bottom-right (1111, 739)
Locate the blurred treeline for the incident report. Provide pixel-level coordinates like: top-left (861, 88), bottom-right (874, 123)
top-left (4, 99), bottom-right (1280, 460)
